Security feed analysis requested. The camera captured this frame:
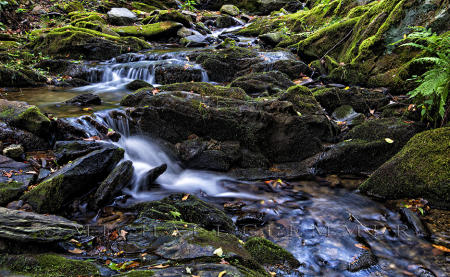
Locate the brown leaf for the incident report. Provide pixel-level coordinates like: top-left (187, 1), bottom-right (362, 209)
top-left (68, 248), bottom-right (84, 254)
top-left (109, 230), bottom-right (119, 241)
top-left (354, 243), bottom-right (370, 250)
top-left (148, 264), bottom-right (170, 269)
top-left (119, 229), bottom-right (128, 241)
top-left (432, 244), bottom-right (450, 252)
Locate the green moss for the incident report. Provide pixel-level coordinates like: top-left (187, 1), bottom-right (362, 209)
top-left (142, 10), bottom-right (191, 26)
top-left (117, 270), bottom-right (155, 276)
top-left (112, 21), bottom-right (182, 39)
top-left (360, 127), bottom-right (450, 208)
top-left (0, 41), bottom-right (19, 51)
top-left (131, 2), bottom-right (158, 12)
top-left (73, 21), bottom-right (103, 32)
top-left (63, 1), bottom-right (84, 13)
top-left (68, 11), bottom-right (103, 21)
top-left (244, 237), bottom-right (300, 268)
top-left (17, 106), bottom-right (51, 134)
top-left (71, 14), bottom-right (106, 25)
top-left (0, 181), bottom-right (24, 206)
top-left (0, 254), bottom-right (100, 277)
top-left (280, 85), bottom-right (323, 114)
top-left (160, 82), bottom-right (247, 100)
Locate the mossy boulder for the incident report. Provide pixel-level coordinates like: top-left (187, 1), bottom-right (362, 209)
top-left (161, 82), bottom-right (248, 100)
top-left (142, 10), bottom-right (192, 27)
top-left (220, 4), bottom-right (240, 16)
top-left (315, 118), bottom-right (425, 174)
top-left (0, 254), bottom-right (99, 276)
top-left (126, 79), bottom-right (153, 91)
top-left (0, 100), bottom-right (50, 137)
top-left (107, 8), bottom-right (137, 26)
top-left (279, 85), bottom-right (324, 114)
top-left (0, 181), bottom-right (26, 206)
top-left (131, 2), bottom-right (158, 12)
top-left (63, 1), bottom-right (84, 13)
top-left (0, 66), bottom-right (46, 87)
top-left (230, 71), bottom-right (294, 96)
top-left (360, 127), bottom-right (450, 209)
top-left (244, 237), bottom-right (300, 268)
top-left (30, 26), bottom-right (150, 60)
top-left (21, 145), bottom-right (124, 213)
top-left (112, 21), bottom-right (183, 40)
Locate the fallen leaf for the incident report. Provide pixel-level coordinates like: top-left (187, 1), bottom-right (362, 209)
top-left (186, 267), bottom-right (192, 274)
top-left (220, 258), bottom-right (229, 265)
top-left (182, 193), bottom-right (190, 201)
top-left (432, 244), bottom-right (450, 252)
top-left (385, 138), bottom-right (394, 144)
top-left (218, 271), bottom-right (227, 277)
top-left (148, 264), bottom-right (170, 269)
top-left (82, 107), bottom-right (93, 112)
top-left (354, 243), bottom-right (370, 250)
top-left (68, 248), bottom-right (84, 254)
top-left (109, 230), bottom-right (119, 240)
top-left (171, 230), bottom-right (179, 236)
top-left (344, 86), bottom-right (350, 90)
top-left (269, 272), bottom-right (277, 277)
top-left (213, 247), bottom-right (223, 257)
top-left (120, 230), bottom-right (128, 241)
top-left (83, 136), bottom-right (101, 141)
top-left (152, 88), bottom-right (160, 95)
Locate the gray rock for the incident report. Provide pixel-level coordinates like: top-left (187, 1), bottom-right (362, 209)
top-left (107, 8), bottom-right (137, 26)
top-left (94, 160), bottom-right (134, 208)
top-left (220, 5), bottom-right (240, 16)
top-left (181, 34), bottom-right (209, 47)
top-left (2, 144), bottom-right (24, 160)
top-left (230, 71), bottom-right (294, 96)
top-left (64, 93), bottom-right (101, 106)
top-left (0, 122), bottom-right (50, 151)
top-left (259, 32), bottom-right (285, 47)
top-left (54, 140), bottom-right (107, 165)
top-left (0, 207), bottom-right (82, 242)
top-left (21, 145), bottom-right (124, 213)
top-left (144, 164), bottom-right (167, 187)
top-left (216, 15), bottom-right (241, 28)
top-left (125, 80), bottom-right (152, 91)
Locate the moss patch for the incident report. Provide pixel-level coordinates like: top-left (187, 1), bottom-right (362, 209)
top-left (112, 21), bottom-right (182, 39)
top-left (161, 82), bottom-right (248, 100)
top-left (244, 237), bottom-right (300, 268)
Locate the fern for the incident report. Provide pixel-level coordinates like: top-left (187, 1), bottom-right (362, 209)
top-left (396, 26), bottom-right (450, 125)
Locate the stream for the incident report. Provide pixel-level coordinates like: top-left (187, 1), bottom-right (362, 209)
top-left (1, 28), bottom-right (448, 277)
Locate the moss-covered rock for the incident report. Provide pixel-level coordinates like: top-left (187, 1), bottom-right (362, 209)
top-left (21, 145), bottom-right (124, 213)
top-left (0, 100), bottom-right (50, 136)
top-left (161, 82), bottom-right (248, 100)
top-left (0, 254), bottom-right (99, 277)
top-left (112, 21), bottom-right (183, 39)
top-left (0, 66), bottom-right (46, 88)
top-left (0, 181), bottom-right (26, 206)
top-left (220, 4), bottom-right (240, 16)
top-left (63, 1), bottom-right (84, 13)
top-left (30, 26), bottom-right (150, 60)
top-left (360, 127), bottom-right (450, 209)
top-left (279, 85), bottom-right (324, 114)
top-left (142, 10), bottom-right (192, 27)
top-left (131, 2), bottom-right (158, 12)
top-left (244, 237), bottom-right (300, 268)
top-left (230, 71), bottom-right (294, 96)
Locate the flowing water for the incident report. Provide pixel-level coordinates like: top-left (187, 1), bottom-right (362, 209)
top-left (2, 37), bottom-right (448, 276)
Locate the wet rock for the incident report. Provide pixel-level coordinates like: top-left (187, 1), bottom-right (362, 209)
top-left (216, 15), bottom-right (241, 28)
top-left (125, 80), bottom-right (152, 91)
top-left (54, 140), bottom-right (106, 164)
top-left (2, 144), bottom-right (24, 160)
top-left (94, 160), bottom-right (134, 208)
top-left (0, 155), bottom-right (35, 205)
top-left (144, 163), bottom-right (167, 186)
top-left (107, 8), bottom-right (137, 26)
top-left (159, 82), bottom-right (247, 100)
top-left (37, 168), bottom-right (51, 183)
top-left (194, 47), bottom-right (261, 82)
top-left (220, 5), bottom-right (240, 16)
top-left (112, 21), bottom-right (183, 40)
top-left (250, 58), bottom-right (312, 80)
top-left (21, 145), bottom-right (124, 213)
top-left (143, 10), bottom-right (192, 27)
top-left (347, 250), bottom-right (378, 272)
top-left (315, 118), bottom-right (425, 175)
top-left (332, 105), bottom-right (365, 125)
top-left (165, 193), bottom-right (236, 233)
top-left (180, 34), bottom-right (210, 47)
top-left (127, 91), bottom-right (333, 164)
top-left (230, 71), bottom-right (294, 96)
top-left (312, 87), bottom-right (389, 115)
top-left (64, 93), bottom-right (101, 106)
top-left (0, 66), bottom-right (46, 87)
top-left (360, 127), bottom-right (450, 209)
top-left (176, 139), bottom-right (240, 171)
top-left (259, 32), bottom-right (285, 47)
top-left (0, 100), bottom-right (51, 137)
top-left (154, 63), bottom-right (204, 84)
top-left (244, 237), bottom-right (301, 268)
top-left (236, 212), bottom-right (265, 226)
top-left (0, 207), bottom-right (82, 242)
top-left (400, 207), bottom-right (429, 238)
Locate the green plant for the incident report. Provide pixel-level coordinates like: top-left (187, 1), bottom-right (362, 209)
top-left (181, 0), bottom-right (196, 12)
top-left (395, 27), bottom-right (450, 125)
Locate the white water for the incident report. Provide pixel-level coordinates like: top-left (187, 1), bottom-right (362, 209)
top-left (66, 110), bottom-right (261, 202)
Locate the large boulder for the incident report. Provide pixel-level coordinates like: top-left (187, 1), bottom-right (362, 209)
top-left (0, 122), bottom-right (50, 151)
top-left (112, 21), bottom-right (183, 40)
top-left (0, 100), bottom-right (50, 137)
top-left (142, 10), bottom-right (192, 27)
top-left (0, 66), bottom-right (46, 87)
top-left (107, 8), bottom-right (137, 26)
top-left (0, 207), bottom-right (82, 242)
top-left (360, 127), bottom-right (450, 209)
top-left (230, 71), bottom-right (294, 96)
top-left (315, 118), bottom-right (425, 174)
top-left (21, 145), bottom-right (124, 213)
top-left (197, 0), bottom-right (300, 15)
top-left (125, 88), bottom-right (333, 166)
top-left (30, 26), bottom-right (150, 60)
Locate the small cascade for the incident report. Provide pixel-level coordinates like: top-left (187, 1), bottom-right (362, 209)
top-left (64, 110), bottom-right (260, 202)
top-left (75, 50), bottom-right (210, 93)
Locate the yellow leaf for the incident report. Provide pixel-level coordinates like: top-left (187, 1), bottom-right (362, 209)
top-left (403, 34), bottom-right (407, 39)
top-left (213, 247), bottom-right (223, 257)
top-left (354, 243), bottom-right (370, 250)
top-left (432, 244), bottom-right (450, 252)
top-left (182, 193), bottom-right (190, 201)
top-left (385, 138), bottom-right (394, 144)
top-left (68, 248), bottom-right (84, 254)
top-left (269, 272), bottom-right (277, 277)
top-left (344, 86), bottom-right (350, 90)
top-left (218, 270), bottom-right (227, 277)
